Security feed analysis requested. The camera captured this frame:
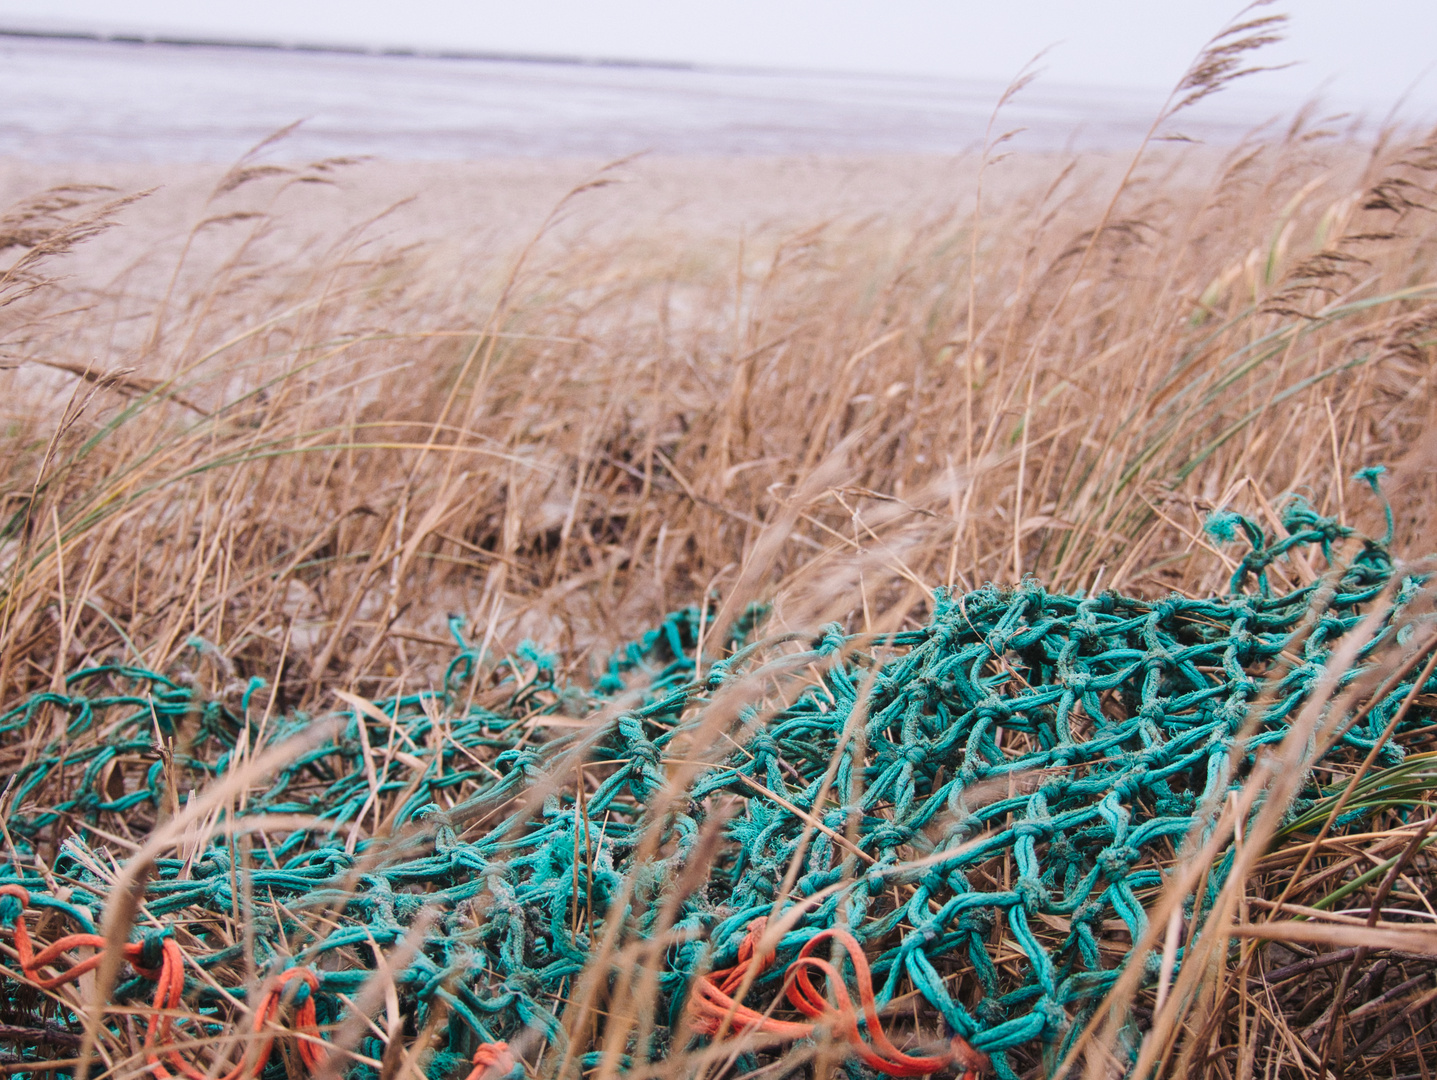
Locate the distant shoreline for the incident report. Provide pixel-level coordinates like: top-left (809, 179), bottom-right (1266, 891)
top-left (0, 25), bottom-right (1183, 93)
top-left (1, 24), bottom-right (997, 85)
top-left (0, 31), bottom-right (1300, 164)
top-left (0, 23), bottom-right (702, 72)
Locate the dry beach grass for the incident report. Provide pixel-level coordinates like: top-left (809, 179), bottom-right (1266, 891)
top-left (4, 15), bottom-right (1437, 1080)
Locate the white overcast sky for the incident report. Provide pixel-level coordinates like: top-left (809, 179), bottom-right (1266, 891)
top-left (1, 2), bottom-right (1434, 110)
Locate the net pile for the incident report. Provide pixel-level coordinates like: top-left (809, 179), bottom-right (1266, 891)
top-left (2, 493), bottom-right (1434, 1080)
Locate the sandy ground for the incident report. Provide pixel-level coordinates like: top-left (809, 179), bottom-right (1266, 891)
top-left (0, 153), bottom-right (1099, 279)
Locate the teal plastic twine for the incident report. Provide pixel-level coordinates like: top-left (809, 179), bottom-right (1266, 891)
top-left (1, 492), bottom-right (1433, 1080)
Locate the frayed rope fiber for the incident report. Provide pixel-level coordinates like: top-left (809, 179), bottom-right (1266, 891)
top-left (2, 489), bottom-right (1434, 1080)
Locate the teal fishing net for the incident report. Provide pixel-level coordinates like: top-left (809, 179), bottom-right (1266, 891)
top-left (2, 490), bottom-right (1434, 1080)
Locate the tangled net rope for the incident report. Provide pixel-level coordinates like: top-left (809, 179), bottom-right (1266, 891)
top-left (2, 488), bottom-right (1434, 1080)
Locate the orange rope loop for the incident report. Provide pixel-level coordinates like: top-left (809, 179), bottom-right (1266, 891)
top-left (688, 917), bottom-right (989, 1079)
top-left (0, 884), bottom-right (329, 1079)
top-left (463, 1041), bottom-right (519, 1080)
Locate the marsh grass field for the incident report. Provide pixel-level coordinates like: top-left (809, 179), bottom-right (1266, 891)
top-left (4, 12), bottom-right (1437, 1080)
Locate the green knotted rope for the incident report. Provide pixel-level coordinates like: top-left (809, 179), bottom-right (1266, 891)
top-left (1, 489), bottom-right (1433, 1080)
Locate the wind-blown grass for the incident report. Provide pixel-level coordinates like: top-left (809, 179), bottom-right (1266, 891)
top-left (3, 16), bottom-right (1437, 1076)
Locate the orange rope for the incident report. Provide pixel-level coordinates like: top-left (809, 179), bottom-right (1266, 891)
top-left (0, 885), bottom-right (326, 1079)
top-left (463, 1040), bottom-right (517, 1080)
top-left (688, 917), bottom-right (989, 1079)
top-left (1, 885), bottom-right (521, 1079)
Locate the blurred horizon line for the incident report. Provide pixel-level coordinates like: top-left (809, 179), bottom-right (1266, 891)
top-left (0, 22), bottom-right (703, 75)
top-left (0, 28), bottom-right (1379, 164)
top-left (0, 20), bottom-right (1183, 96)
